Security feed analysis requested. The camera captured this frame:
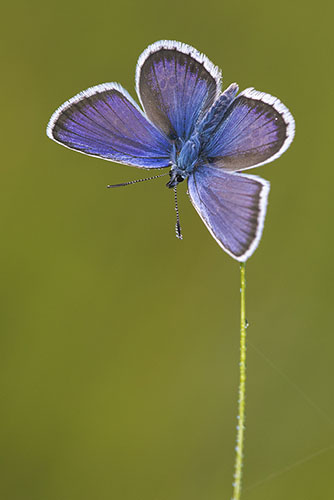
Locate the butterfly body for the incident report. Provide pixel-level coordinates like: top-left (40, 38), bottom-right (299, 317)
top-left (47, 40), bottom-right (295, 261)
top-left (168, 82), bottom-right (242, 188)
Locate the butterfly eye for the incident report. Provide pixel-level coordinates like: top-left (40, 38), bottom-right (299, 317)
top-left (176, 175), bottom-right (184, 183)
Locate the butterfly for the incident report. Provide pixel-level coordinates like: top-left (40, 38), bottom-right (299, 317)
top-left (46, 40), bottom-right (295, 261)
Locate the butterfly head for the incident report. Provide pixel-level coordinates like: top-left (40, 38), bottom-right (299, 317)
top-left (166, 167), bottom-right (187, 188)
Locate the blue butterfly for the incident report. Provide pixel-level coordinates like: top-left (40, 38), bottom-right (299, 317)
top-left (47, 40), bottom-right (295, 261)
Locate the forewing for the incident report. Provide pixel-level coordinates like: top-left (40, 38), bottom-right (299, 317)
top-left (136, 40), bottom-right (221, 141)
top-left (204, 88), bottom-right (295, 171)
top-left (188, 165), bottom-right (270, 261)
top-left (47, 83), bottom-right (171, 168)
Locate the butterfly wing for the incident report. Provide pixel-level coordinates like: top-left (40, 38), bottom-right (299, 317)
top-left (47, 83), bottom-right (171, 168)
top-left (188, 165), bottom-right (270, 261)
top-left (203, 88), bottom-right (295, 171)
top-left (136, 40), bottom-right (221, 141)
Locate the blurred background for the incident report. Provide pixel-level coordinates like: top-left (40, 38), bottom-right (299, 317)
top-left (1, 1), bottom-right (333, 499)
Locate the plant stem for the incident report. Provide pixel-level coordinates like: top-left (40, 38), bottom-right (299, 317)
top-left (232, 262), bottom-right (247, 500)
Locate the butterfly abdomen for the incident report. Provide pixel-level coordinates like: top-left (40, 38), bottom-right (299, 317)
top-left (197, 83), bottom-right (239, 143)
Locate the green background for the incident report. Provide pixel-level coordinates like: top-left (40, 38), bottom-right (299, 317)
top-left (2, 0), bottom-right (333, 499)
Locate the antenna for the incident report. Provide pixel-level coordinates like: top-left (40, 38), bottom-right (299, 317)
top-left (174, 186), bottom-right (183, 240)
top-left (107, 172), bottom-right (169, 188)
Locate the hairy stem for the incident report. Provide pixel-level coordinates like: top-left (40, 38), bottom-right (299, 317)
top-left (232, 262), bottom-right (247, 500)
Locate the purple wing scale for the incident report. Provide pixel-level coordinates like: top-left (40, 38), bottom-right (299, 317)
top-left (136, 40), bottom-right (221, 141)
top-left (204, 88), bottom-right (295, 171)
top-left (47, 83), bottom-right (171, 168)
top-left (188, 165), bottom-right (270, 261)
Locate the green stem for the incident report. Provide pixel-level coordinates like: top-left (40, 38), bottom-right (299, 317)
top-left (232, 262), bottom-right (247, 500)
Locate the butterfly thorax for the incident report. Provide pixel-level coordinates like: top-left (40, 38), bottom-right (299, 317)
top-left (167, 133), bottom-right (202, 188)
